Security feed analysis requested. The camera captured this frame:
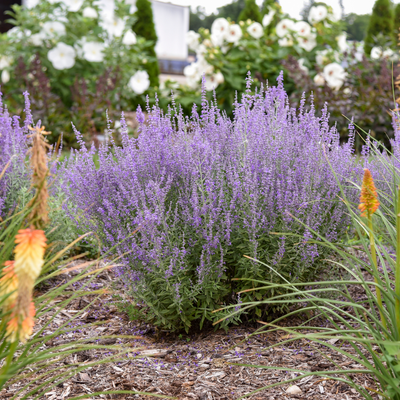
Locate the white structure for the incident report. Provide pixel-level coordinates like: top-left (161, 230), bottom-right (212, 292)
top-left (151, 0), bottom-right (189, 61)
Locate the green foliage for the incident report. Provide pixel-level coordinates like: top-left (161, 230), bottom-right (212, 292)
top-left (133, 0), bottom-right (160, 87)
top-left (344, 13), bottom-right (370, 41)
top-left (189, 6), bottom-right (214, 32)
top-left (364, 0), bottom-right (394, 55)
top-left (217, 0), bottom-right (246, 22)
top-left (189, 1), bottom-right (248, 32)
top-left (395, 3), bottom-right (400, 37)
top-left (238, 0), bottom-right (262, 23)
top-left (261, 0), bottom-right (278, 14)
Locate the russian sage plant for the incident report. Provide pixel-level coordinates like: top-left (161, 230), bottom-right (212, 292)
top-left (60, 74), bottom-right (359, 331)
top-left (0, 91), bottom-right (31, 218)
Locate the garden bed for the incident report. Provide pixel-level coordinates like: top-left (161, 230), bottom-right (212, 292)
top-left (1, 260), bottom-right (379, 400)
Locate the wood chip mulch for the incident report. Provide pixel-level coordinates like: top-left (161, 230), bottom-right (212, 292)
top-left (2, 261), bottom-right (380, 400)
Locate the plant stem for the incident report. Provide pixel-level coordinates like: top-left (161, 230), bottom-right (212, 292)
top-left (396, 187), bottom-right (400, 337)
top-left (368, 215), bottom-right (387, 331)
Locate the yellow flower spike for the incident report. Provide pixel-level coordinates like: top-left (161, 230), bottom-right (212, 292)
top-left (358, 169), bottom-right (387, 331)
top-left (6, 301), bottom-right (36, 343)
top-left (0, 261), bottom-right (19, 306)
top-left (358, 168), bottom-right (380, 217)
top-left (14, 228), bottom-right (46, 282)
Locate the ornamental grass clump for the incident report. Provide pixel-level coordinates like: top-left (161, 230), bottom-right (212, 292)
top-left (60, 73), bottom-right (358, 331)
top-left (216, 129), bottom-right (400, 399)
top-left (0, 123), bottom-right (156, 399)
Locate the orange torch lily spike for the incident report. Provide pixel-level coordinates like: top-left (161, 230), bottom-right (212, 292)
top-left (358, 168), bottom-right (387, 330)
top-left (358, 168), bottom-right (380, 218)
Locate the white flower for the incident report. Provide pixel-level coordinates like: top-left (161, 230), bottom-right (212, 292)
top-left (214, 71), bottom-right (224, 84)
top-left (42, 21), bottom-right (66, 38)
top-left (314, 73), bottom-right (325, 86)
top-left (276, 19), bottom-right (295, 38)
top-left (343, 87), bottom-right (351, 95)
top-left (337, 33), bottom-right (348, 53)
top-left (122, 30), bottom-right (137, 45)
top-left (29, 32), bottom-right (45, 46)
top-left (298, 58), bottom-right (308, 73)
top-left (47, 42), bottom-right (76, 70)
top-left (51, 7), bottom-right (68, 23)
top-left (7, 27), bottom-right (31, 41)
top-left (211, 33), bottom-right (224, 47)
top-left (73, 37), bottom-right (87, 57)
top-left (323, 62), bottom-right (346, 90)
top-left (130, 4), bottom-right (137, 14)
top-left (1, 70), bottom-right (10, 84)
top-left (225, 24), bottom-right (242, 44)
top-left (262, 9), bottom-right (275, 27)
top-left (316, 49), bottom-right (330, 66)
top-left (278, 37), bottom-right (293, 47)
top-left (371, 46), bottom-right (394, 60)
top-left (247, 22), bottom-right (263, 39)
top-left (0, 56), bottom-right (12, 69)
top-left (102, 17), bottom-right (126, 38)
top-left (82, 42), bottom-right (106, 62)
top-left (83, 6), bottom-right (98, 18)
top-left (370, 47), bottom-right (382, 60)
top-left (383, 48), bottom-right (395, 58)
top-left (186, 30), bottom-right (201, 51)
top-left (204, 74), bottom-right (220, 91)
top-left (197, 57), bottom-right (214, 75)
top-left (82, 41), bottom-right (105, 62)
top-left (298, 33), bottom-right (317, 52)
top-left (94, 0), bottom-right (115, 19)
top-left (47, 0), bottom-right (62, 3)
top-left (25, 0), bottom-right (40, 9)
top-left (329, 8), bottom-right (341, 22)
top-left (294, 21), bottom-right (311, 37)
top-left (183, 63), bottom-right (198, 79)
top-left (129, 70), bottom-right (150, 94)
top-left (186, 77), bottom-right (199, 89)
top-left (63, 0), bottom-right (84, 12)
top-left (211, 18), bottom-right (229, 38)
top-left (308, 5), bottom-right (328, 24)
top-left (196, 44), bottom-right (207, 57)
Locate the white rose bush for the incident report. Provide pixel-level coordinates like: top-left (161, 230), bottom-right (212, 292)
top-left (0, 0), bottom-right (154, 144)
top-left (178, 3), bottom-right (349, 114)
top-left (175, 2), bottom-right (398, 143)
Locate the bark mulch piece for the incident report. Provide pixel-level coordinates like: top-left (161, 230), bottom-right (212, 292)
top-left (2, 261), bottom-right (380, 400)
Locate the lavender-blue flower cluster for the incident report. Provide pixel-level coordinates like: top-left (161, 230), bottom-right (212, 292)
top-left (0, 91), bottom-right (32, 218)
top-left (59, 74), bottom-right (359, 331)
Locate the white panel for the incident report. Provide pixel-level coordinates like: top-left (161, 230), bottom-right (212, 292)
top-left (151, 0), bottom-right (189, 60)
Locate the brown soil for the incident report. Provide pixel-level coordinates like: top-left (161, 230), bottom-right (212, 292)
top-left (2, 261), bottom-right (380, 400)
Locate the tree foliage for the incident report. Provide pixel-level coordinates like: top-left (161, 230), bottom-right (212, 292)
top-left (364, 0), bottom-right (394, 55)
top-left (238, 0), bottom-right (262, 23)
top-left (133, 0), bottom-right (160, 87)
top-left (344, 13), bottom-right (370, 41)
top-left (261, 0), bottom-right (277, 15)
top-left (189, 6), bottom-right (215, 32)
top-left (395, 3), bottom-right (400, 37)
top-left (218, 0), bottom-right (246, 21)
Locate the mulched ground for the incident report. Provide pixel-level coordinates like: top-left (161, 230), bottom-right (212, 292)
top-left (2, 261), bottom-right (380, 400)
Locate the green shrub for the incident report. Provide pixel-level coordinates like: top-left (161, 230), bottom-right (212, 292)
top-left (238, 0), bottom-right (262, 23)
top-left (133, 0), bottom-right (160, 87)
top-left (364, 0), bottom-right (394, 55)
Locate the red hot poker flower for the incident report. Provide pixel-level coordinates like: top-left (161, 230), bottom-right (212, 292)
top-left (359, 168), bottom-right (380, 217)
